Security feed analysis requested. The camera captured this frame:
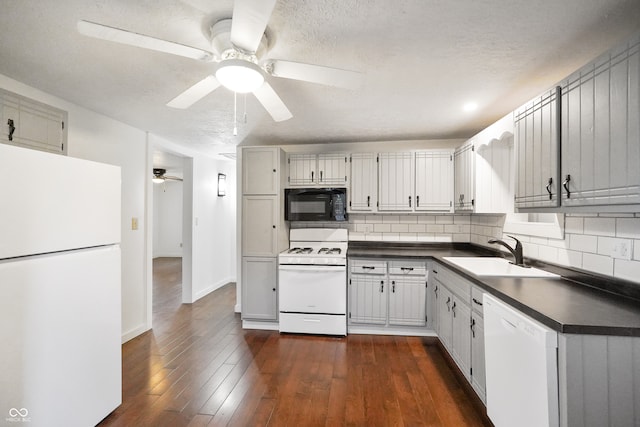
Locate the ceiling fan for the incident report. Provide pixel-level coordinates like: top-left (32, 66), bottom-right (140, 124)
top-left (152, 168), bottom-right (183, 183)
top-left (77, 0), bottom-right (362, 122)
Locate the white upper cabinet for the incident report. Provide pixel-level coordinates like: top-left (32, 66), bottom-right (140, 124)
top-left (378, 152), bottom-right (414, 211)
top-left (453, 144), bottom-right (474, 212)
top-left (317, 153), bottom-right (348, 186)
top-left (514, 86), bottom-right (561, 209)
top-left (349, 152), bottom-right (377, 212)
top-left (1, 89), bottom-right (67, 155)
top-left (287, 153), bottom-right (317, 186)
top-left (416, 150), bottom-right (454, 212)
top-left (242, 147), bottom-right (280, 195)
top-left (287, 153), bottom-right (348, 187)
top-left (560, 34), bottom-right (640, 207)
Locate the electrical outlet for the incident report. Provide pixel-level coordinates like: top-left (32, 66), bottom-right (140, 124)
top-left (611, 239), bottom-right (632, 260)
top-left (131, 217), bottom-right (138, 230)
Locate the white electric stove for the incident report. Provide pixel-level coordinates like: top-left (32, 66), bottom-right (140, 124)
top-left (278, 228), bottom-right (348, 336)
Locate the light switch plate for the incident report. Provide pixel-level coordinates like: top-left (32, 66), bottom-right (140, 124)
top-left (611, 239), bottom-right (632, 260)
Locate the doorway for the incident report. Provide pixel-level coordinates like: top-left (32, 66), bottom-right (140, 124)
top-left (151, 150), bottom-right (187, 316)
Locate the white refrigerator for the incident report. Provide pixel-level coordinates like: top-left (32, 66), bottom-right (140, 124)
top-left (0, 144), bottom-right (122, 426)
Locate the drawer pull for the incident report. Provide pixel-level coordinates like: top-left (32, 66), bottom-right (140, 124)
top-left (400, 267), bottom-right (414, 272)
top-left (361, 266), bottom-right (375, 270)
top-left (472, 298), bottom-right (483, 306)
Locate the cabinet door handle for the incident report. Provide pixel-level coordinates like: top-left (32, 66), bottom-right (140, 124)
top-left (472, 298), bottom-right (483, 306)
top-left (563, 174), bottom-right (571, 199)
top-left (367, 195), bottom-right (370, 207)
top-left (434, 285), bottom-right (438, 298)
top-left (392, 281), bottom-right (395, 293)
top-left (272, 288), bottom-right (276, 292)
top-left (320, 170), bottom-right (323, 181)
top-left (400, 267), bottom-right (414, 272)
top-left (380, 281), bottom-right (384, 293)
top-left (546, 177), bottom-right (553, 200)
top-left (446, 297), bottom-right (451, 311)
top-left (311, 171), bottom-right (314, 181)
top-left (272, 225), bottom-right (276, 229)
top-left (452, 301), bottom-right (457, 317)
top-left (471, 318), bottom-right (476, 338)
top-left (362, 266), bottom-right (375, 270)
top-left (416, 195), bottom-right (420, 207)
top-left (408, 196), bottom-right (412, 207)
top-left (7, 119), bottom-right (15, 141)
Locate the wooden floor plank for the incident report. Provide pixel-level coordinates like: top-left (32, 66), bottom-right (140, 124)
top-left (98, 257), bottom-right (491, 427)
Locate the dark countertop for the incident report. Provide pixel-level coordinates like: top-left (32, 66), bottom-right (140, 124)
top-left (348, 242), bottom-right (640, 337)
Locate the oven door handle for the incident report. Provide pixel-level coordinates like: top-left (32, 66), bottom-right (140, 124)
top-left (278, 265), bottom-right (346, 272)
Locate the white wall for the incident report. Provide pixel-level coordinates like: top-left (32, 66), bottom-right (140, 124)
top-left (153, 181), bottom-right (183, 258)
top-left (1, 74), bottom-right (237, 343)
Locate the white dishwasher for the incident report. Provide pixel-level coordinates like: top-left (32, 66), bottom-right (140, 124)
top-left (483, 294), bottom-right (559, 427)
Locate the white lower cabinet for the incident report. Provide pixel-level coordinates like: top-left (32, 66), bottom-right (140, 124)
top-left (349, 258), bottom-right (428, 331)
top-left (470, 286), bottom-right (486, 403)
top-left (241, 257), bottom-right (278, 321)
top-left (432, 263), bottom-right (486, 404)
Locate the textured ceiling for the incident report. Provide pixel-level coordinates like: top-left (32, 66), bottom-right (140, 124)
top-left (1, 0), bottom-right (639, 157)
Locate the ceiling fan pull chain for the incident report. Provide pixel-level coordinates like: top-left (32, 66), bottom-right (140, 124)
top-left (233, 91), bottom-right (238, 136)
top-left (243, 93), bottom-right (248, 124)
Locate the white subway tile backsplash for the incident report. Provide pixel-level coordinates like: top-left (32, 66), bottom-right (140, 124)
top-left (565, 217), bottom-right (584, 234)
top-left (454, 215), bottom-right (471, 224)
top-left (582, 253), bottom-right (614, 276)
top-left (391, 223), bottom-right (409, 233)
top-left (569, 234), bottom-right (598, 253)
top-left (583, 217), bottom-right (616, 237)
top-left (373, 223), bottom-right (391, 233)
top-left (614, 259), bottom-right (640, 282)
top-left (382, 215), bottom-right (400, 223)
top-left (436, 216), bottom-right (454, 224)
top-left (617, 218), bottom-right (640, 239)
top-left (408, 224), bottom-right (427, 233)
top-left (557, 248), bottom-right (583, 268)
top-left (417, 216), bottom-right (436, 224)
top-left (336, 211), bottom-right (638, 284)
top-left (399, 216), bottom-right (418, 224)
top-left (426, 224), bottom-right (445, 233)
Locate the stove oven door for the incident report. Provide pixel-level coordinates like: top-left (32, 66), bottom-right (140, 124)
top-left (278, 265), bottom-right (346, 314)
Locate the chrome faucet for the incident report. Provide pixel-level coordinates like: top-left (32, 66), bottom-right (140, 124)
top-left (488, 235), bottom-right (525, 266)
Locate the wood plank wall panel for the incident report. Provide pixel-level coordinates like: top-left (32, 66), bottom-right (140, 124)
top-left (558, 333), bottom-right (640, 427)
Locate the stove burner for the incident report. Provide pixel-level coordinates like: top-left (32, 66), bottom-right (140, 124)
top-left (287, 247), bottom-right (314, 254)
top-left (318, 247), bottom-right (342, 254)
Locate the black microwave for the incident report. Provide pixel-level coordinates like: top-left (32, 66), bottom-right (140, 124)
top-left (284, 188), bottom-right (348, 221)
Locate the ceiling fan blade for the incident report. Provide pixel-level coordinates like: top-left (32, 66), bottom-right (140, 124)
top-left (77, 20), bottom-right (215, 61)
top-left (230, 0), bottom-right (277, 53)
top-left (167, 75), bottom-right (221, 109)
top-left (268, 60), bottom-right (362, 89)
top-left (253, 82), bottom-right (292, 122)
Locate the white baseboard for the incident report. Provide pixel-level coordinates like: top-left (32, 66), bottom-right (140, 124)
top-left (347, 325), bottom-right (437, 337)
top-left (234, 303), bottom-right (241, 313)
top-left (194, 277), bottom-right (233, 301)
top-left (121, 323), bottom-right (150, 343)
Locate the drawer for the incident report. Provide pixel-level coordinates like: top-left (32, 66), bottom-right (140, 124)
top-left (349, 259), bottom-right (387, 275)
top-left (388, 260), bottom-right (427, 276)
top-left (471, 285), bottom-right (485, 315)
top-left (432, 263), bottom-right (471, 301)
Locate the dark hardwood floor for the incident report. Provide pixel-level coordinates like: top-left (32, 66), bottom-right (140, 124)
top-left (98, 257), bottom-right (490, 427)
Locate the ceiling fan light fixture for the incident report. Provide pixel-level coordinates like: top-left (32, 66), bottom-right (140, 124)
top-left (215, 59), bottom-right (264, 93)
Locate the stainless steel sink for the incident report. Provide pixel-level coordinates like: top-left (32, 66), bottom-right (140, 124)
top-left (442, 257), bottom-right (559, 278)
